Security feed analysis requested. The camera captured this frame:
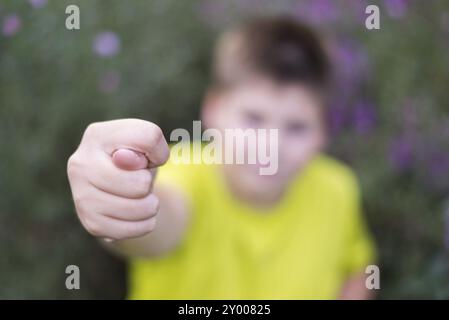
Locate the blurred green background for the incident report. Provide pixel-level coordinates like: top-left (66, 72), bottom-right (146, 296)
top-left (1, 0), bottom-right (448, 299)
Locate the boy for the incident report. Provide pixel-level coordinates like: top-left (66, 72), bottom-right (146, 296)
top-left (67, 16), bottom-right (376, 299)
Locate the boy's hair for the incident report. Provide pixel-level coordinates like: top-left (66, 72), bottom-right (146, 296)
top-left (212, 16), bottom-right (330, 92)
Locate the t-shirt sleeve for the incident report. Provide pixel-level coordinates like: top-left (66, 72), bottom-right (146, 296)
top-left (341, 171), bottom-right (377, 276)
top-left (154, 143), bottom-right (201, 204)
top-left (156, 159), bottom-right (194, 198)
top-left (344, 210), bottom-right (377, 276)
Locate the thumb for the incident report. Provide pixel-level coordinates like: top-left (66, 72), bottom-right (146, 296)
top-left (112, 148), bottom-right (148, 170)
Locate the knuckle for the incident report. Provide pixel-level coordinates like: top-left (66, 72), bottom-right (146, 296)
top-left (147, 194), bottom-right (160, 215)
top-left (82, 216), bottom-right (102, 237)
top-left (67, 151), bottom-right (77, 170)
top-left (140, 217), bottom-right (157, 234)
top-left (125, 218), bottom-right (157, 238)
top-left (130, 172), bottom-right (152, 198)
top-left (84, 122), bottom-right (100, 137)
top-left (73, 194), bottom-right (89, 215)
top-left (161, 145), bottom-right (170, 164)
top-left (139, 121), bottom-right (164, 148)
top-left (119, 223), bottom-right (139, 238)
top-left (148, 124), bottom-right (164, 145)
top-left (74, 198), bottom-right (102, 236)
top-left (146, 217), bottom-right (157, 232)
top-left (130, 194), bottom-right (159, 220)
top-left (67, 152), bottom-right (83, 179)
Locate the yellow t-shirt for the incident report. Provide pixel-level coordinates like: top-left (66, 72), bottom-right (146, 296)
top-left (128, 150), bottom-right (376, 299)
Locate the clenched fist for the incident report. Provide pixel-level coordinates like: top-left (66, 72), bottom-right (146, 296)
top-left (67, 119), bottom-right (170, 240)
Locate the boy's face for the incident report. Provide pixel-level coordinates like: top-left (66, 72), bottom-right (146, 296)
top-left (203, 78), bottom-right (327, 204)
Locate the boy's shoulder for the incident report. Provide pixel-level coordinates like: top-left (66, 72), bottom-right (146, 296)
top-left (304, 154), bottom-right (361, 199)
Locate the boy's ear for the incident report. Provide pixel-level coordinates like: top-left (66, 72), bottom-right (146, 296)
top-left (200, 89), bottom-right (221, 129)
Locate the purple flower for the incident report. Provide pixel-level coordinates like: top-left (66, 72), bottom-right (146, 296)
top-left (401, 99), bottom-right (419, 130)
top-left (353, 101), bottom-right (377, 134)
top-left (338, 40), bottom-right (369, 76)
top-left (295, 0), bottom-right (340, 25)
top-left (2, 14), bottom-right (21, 37)
top-left (349, 0), bottom-right (370, 23)
top-left (389, 136), bottom-right (413, 171)
top-left (332, 39), bottom-right (370, 90)
top-left (98, 70), bottom-right (121, 93)
top-left (328, 103), bottom-right (349, 135)
top-left (28, 0), bottom-right (47, 8)
top-left (427, 152), bottom-right (449, 180)
top-left (384, 0), bottom-right (408, 19)
top-left (417, 145), bottom-right (449, 192)
top-left (93, 31), bottom-right (121, 57)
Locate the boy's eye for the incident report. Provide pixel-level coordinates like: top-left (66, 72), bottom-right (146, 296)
top-left (285, 122), bottom-right (308, 135)
top-left (243, 110), bottom-right (264, 126)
